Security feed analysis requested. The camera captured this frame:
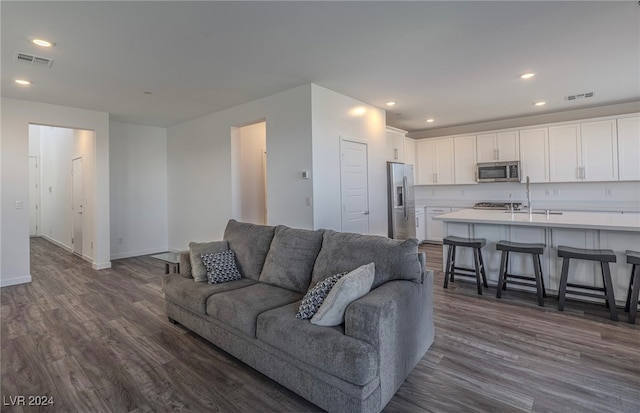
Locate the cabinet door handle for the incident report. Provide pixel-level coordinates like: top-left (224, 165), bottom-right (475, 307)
top-left (416, 217), bottom-right (419, 226)
top-left (496, 148), bottom-right (500, 160)
top-left (394, 148), bottom-right (398, 160)
top-left (577, 167), bottom-right (581, 179)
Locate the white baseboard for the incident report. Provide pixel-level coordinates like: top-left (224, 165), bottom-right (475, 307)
top-left (1, 274), bottom-right (32, 287)
top-left (41, 235), bottom-right (72, 252)
top-left (93, 261), bottom-right (112, 270)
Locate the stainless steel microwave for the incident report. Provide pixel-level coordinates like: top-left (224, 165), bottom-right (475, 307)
top-left (476, 161), bottom-right (520, 182)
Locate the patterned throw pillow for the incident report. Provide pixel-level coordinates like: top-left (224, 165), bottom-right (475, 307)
top-left (201, 250), bottom-right (242, 284)
top-left (296, 271), bottom-right (349, 319)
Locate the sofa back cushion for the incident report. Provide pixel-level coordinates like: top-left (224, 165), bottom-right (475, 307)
top-left (311, 230), bottom-right (422, 289)
top-left (223, 219), bottom-right (275, 281)
top-left (259, 225), bottom-right (324, 293)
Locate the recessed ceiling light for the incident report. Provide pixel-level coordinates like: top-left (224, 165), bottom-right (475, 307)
top-left (521, 72), bottom-right (536, 79)
top-left (15, 79), bottom-right (32, 85)
top-left (386, 101), bottom-right (396, 107)
top-left (426, 118), bottom-right (435, 123)
top-left (534, 101), bottom-right (546, 106)
top-left (32, 38), bottom-right (55, 47)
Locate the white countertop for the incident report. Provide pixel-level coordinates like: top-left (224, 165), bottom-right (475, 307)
top-left (433, 209), bottom-right (640, 232)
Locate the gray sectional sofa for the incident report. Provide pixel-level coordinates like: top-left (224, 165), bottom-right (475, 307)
top-left (162, 219), bottom-right (434, 413)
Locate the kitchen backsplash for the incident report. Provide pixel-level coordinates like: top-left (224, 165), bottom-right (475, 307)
top-left (415, 181), bottom-right (640, 212)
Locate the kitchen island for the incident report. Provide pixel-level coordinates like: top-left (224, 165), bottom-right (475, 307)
top-left (434, 209), bottom-right (640, 305)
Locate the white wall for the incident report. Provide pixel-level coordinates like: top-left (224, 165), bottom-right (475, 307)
top-left (415, 181), bottom-right (640, 212)
top-left (310, 85), bottom-right (387, 236)
top-left (167, 84), bottom-right (313, 251)
top-left (109, 121), bottom-right (168, 259)
top-left (238, 121), bottom-right (267, 224)
top-left (1, 98), bottom-right (110, 287)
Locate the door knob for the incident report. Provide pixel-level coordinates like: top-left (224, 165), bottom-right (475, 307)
top-left (363, 211), bottom-right (370, 215)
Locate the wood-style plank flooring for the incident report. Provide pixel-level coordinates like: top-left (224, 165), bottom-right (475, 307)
top-left (1, 238), bottom-right (638, 412)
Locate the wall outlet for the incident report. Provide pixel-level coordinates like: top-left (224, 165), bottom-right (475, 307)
top-left (15, 201), bottom-right (23, 209)
top-left (605, 188), bottom-right (612, 196)
top-left (305, 196), bottom-right (312, 207)
top-left (544, 189), bottom-right (550, 196)
top-left (118, 238), bottom-right (123, 245)
top-left (553, 189), bottom-right (559, 196)
top-left (460, 190), bottom-right (465, 197)
top-left (90, 242), bottom-right (94, 249)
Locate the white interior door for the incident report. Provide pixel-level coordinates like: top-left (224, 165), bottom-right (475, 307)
top-left (71, 157), bottom-right (84, 256)
top-left (340, 139), bottom-right (369, 234)
top-left (29, 156), bottom-right (39, 236)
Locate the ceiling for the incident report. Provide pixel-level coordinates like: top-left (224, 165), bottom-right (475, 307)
top-left (2, 1), bottom-right (639, 132)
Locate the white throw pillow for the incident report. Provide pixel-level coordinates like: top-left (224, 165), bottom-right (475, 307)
top-left (310, 262), bottom-right (375, 327)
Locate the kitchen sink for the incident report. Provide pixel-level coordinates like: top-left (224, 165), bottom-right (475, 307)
top-left (505, 210), bottom-right (563, 215)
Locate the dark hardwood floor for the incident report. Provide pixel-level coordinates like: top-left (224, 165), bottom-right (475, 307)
top-left (1, 238), bottom-right (638, 412)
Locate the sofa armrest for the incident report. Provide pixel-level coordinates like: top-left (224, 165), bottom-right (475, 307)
top-left (179, 251), bottom-right (192, 278)
top-left (345, 269), bottom-right (434, 405)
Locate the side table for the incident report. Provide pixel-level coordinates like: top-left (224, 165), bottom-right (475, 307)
top-left (151, 252), bottom-right (181, 274)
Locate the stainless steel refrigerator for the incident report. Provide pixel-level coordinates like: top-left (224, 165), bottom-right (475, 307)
top-left (387, 162), bottom-right (416, 240)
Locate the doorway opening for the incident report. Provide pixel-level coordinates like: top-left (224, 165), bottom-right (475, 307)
top-left (231, 120), bottom-right (268, 224)
top-left (28, 124), bottom-right (94, 260)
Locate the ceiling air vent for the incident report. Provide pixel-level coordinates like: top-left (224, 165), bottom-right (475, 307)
top-left (566, 92), bottom-right (595, 101)
top-left (13, 51), bottom-right (54, 68)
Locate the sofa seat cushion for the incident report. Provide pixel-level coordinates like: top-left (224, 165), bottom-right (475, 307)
top-left (206, 283), bottom-right (303, 337)
top-left (257, 302), bottom-right (379, 386)
top-left (260, 225), bottom-right (324, 293)
top-left (223, 220), bottom-right (275, 281)
top-left (311, 230), bottom-right (422, 290)
top-left (162, 274), bottom-right (257, 315)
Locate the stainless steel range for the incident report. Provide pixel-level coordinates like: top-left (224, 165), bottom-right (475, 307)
top-left (473, 202), bottom-right (523, 211)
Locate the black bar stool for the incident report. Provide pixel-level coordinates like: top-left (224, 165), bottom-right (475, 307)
top-left (624, 250), bottom-right (640, 324)
top-left (496, 241), bottom-right (546, 306)
top-left (557, 246), bottom-right (617, 321)
top-left (443, 236), bottom-right (487, 295)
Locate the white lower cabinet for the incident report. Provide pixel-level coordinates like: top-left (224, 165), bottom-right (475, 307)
top-left (426, 207), bottom-right (451, 242)
top-left (507, 226), bottom-right (549, 291)
top-left (415, 207), bottom-right (425, 242)
top-left (599, 230), bottom-right (640, 306)
top-left (549, 228), bottom-right (597, 292)
top-left (472, 224), bottom-right (508, 284)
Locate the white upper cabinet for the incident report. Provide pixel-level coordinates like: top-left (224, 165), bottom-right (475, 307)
top-left (386, 127), bottom-right (406, 162)
top-left (454, 135), bottom-right (477, 184)
top-left (580, 120), bottom-right (618, 182)
top-left (520, 128), bottom-right (549, 183)
top-left (404, 137), bottom-right (417, 181)
top-left (549, 120), bottom-right (618, 182)
top-left (476, 131), bottom-right (519, 163)
top-left (416, 137), bottom-right (454, 185)
top-left (617, 116), bottom-right (640, 181)
top-left (549, 124), bottom-right (582, 181)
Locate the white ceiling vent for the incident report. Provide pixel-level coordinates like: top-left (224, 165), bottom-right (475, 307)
top-left (13, 51), bottom-right (54, 68)
top-left (565, 92), bottom-right (595, 101)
